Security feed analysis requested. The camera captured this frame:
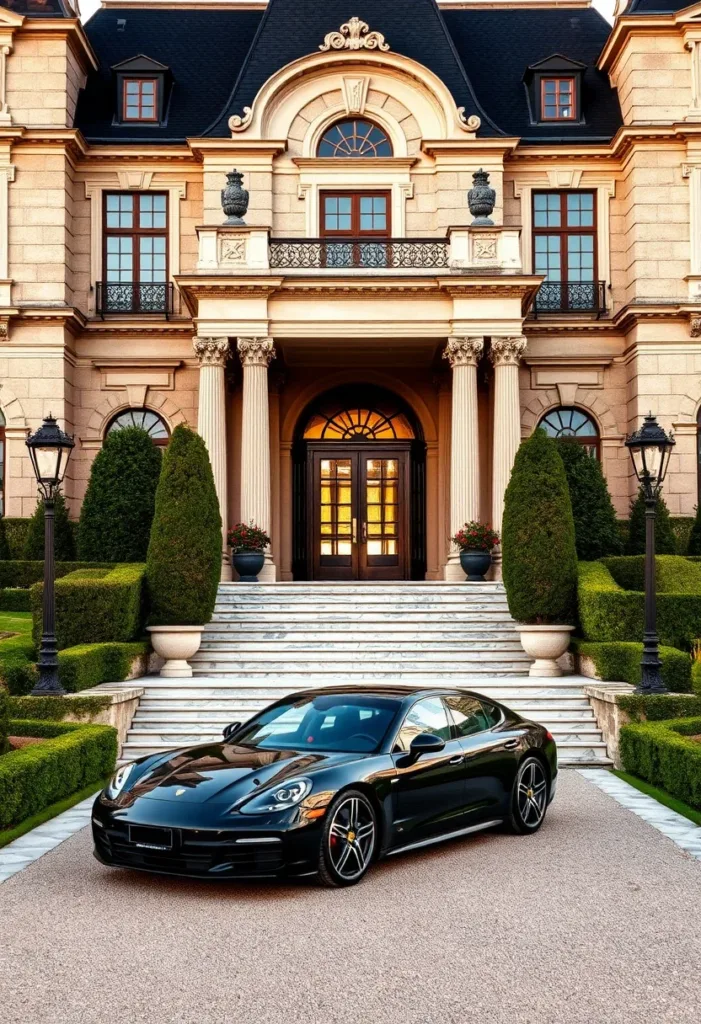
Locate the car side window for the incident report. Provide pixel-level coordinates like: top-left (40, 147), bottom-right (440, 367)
top-left (394, 697), bottom-right (451, 753)
top-left (445, 696), bottom-right (495, 738)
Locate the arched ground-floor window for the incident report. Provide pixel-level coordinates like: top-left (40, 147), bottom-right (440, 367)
top-left (538, 405), bottom-right (600, 459)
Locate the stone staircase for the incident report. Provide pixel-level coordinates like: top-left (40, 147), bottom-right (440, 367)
top-left (120, 582), bottom-right (611, 766)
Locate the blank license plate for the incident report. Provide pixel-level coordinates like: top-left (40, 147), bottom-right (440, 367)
top-left (129, 825), bottom-right (173, 850)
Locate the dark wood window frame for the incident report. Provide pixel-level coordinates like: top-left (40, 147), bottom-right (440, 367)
top-left (102, 190), bottom-right (169, 290)
top-left (532, 189), bottom-right (598, 289)
top-left (538, 406), bottom-right (601, 459)
top-left (540, 76), bottom-right (577, 121)
top-left (319, 190), bottom-right (392, 237)
top-left (122, 78), bottom-right (159, 122)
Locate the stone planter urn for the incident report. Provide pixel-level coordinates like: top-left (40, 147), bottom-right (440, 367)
top-left (147, 625), bottom-right (204, 678)
top-left (232, 551), bottom-right (265, 582)
top-left (221, 169), bottom-right (249, 225)
top-left (518, 625), bottom-right (574, 678)
top-left (460, 550), bottom-right (492, 582)
top-left (468, 168), bottom-right (495, 226)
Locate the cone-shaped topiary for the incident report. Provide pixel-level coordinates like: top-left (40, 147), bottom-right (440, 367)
top-left (22, 490), bottom-right (76, 561)
top-left (556, 439), bottom-right (623, 561)
top-left (502, 428), bottom-right (578, 624)
top-left (626, 486), bottom-right (677, 555)
top-left (0, 516), bottom-right (9, 560)
top-left (688, 505), bottom-right (701, 556)
top-left (145, 424), bottom-right (222, 626)
top-left (78, 426), bottom-right (162, 562)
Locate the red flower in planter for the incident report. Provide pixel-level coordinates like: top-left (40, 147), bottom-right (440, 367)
top-left (451, 521), bottom-right (500, 552)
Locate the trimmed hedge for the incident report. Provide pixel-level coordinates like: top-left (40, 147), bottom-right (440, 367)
top-left (30, 564), bottom-right (145, 651)
top-left (23, 492), bottom-right (76, 561)
top-left (578, 561), bottom-right (701, 651)
top-left (0, 518), bottom-right (30, 560)
top-left (502, 429), bottom-right (578, 625)
top-left (602, 554), bottom-right (701, 594)
top-left (0, 688), bottom-right (8, 755)
top-left (58, 641), bottom-right (148, 693)
top-left (7, 693), bottom-right (111, 721)
top-left (673, 516), bottom-right (696, 556)
top-left (146, 425), bottom-right (222, 626)
top-left (571, 638), bottom-right (692, 693)
top-left (78, 426), bottom-right (162, 563)
top-left (0, 633), bottom-right (36, 696)
top-left (0, 588), bottom-right (31, 611)
top-left (0, 517), bottom-right (9, 561)
top-left (0, 561), bottom-right (114, 590)
top-left (620, 717), bottom-right (701, 810)
top-left (556, 439), bottom-right (623, 560)
top-left (626, 486), bottom-right (677, 555)
top-left (0, 719), bottom-right (117, 829)
top-left (617, 693), bottom-right (701, 721)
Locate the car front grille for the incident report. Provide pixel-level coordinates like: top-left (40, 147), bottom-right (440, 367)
top-left (95, 822), bottom-right (285, 877)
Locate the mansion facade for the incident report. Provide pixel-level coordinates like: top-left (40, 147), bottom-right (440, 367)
top-left (0, 0), bottom-right (699, 581)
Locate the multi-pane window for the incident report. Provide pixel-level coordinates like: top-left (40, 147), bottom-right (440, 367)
top-left (123, 79), bottom-right (158, 121)
top-left (539, 407), bottom-right (600, 458)
top-left (320, 191), bottom-right (390, 268)
top-left (318, 120), bottom-right (392, 157)
top-left (541, 78), bottom-right (576, 120)
top-left (533, 191), bottom-right (596, 311)
top-left (107, 408), bottom-right (170, 446)
top-left (103, 193), bottom-right (167, 313)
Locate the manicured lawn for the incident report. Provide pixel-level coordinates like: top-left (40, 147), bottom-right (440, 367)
top-left (612, 769), bottom-right (701, 827)
top-left (0, 610), bottom-right (32, 637)
top-left (0, 777), bottom-right (107, 849)
top-left (0, 611), bottom-right (35, 683)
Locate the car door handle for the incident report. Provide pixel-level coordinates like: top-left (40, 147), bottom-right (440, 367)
top-left (448, 754), bottom-right (464, 765)
top-left (503, 739), bottom-right (520, 750)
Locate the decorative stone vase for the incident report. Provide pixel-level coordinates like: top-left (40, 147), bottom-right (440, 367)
top-left (518, 625), bottom-right (574, 678)
top-left (468, 168), bottom-right (496, 226)
top-left (460, 549), bottom-right (492, 582)
top-left (147, 625), bottom-right (204, 678)
top-left (232, 550), bottom-right (265, 582)
top-left (221, 169), bottom-right (249, 225)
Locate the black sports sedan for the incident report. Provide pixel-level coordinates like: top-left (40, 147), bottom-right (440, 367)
top-left (92, 686), bottom-right (557, 887)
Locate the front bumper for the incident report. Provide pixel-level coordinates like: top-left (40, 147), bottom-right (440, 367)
top-left (91, 796), bottom-right (324, 880)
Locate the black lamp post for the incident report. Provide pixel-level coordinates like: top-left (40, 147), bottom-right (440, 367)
top-left (625, 413), bottom-right (675, 695)
top-left (25, 415), bottom-right (75, 697)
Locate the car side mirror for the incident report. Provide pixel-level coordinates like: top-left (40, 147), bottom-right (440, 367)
top-left (408, 732), bottom-right (446, 760)
top-left (222, 722), bottom-right (242, 742)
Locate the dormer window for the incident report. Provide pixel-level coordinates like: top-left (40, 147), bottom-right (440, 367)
top-left (541, 78), bottom-right (575, 121)
top-left (112, 54), bottom-right (171, 126)
top-left (123, 79), bottom-right (158, 122)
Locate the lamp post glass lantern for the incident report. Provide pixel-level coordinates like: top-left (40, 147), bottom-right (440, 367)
top-left (625, 413), bottom-right (675, 695)
top-left (25, 415), bottom-right (75, 696)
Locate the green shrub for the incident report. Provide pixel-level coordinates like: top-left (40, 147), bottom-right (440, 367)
top-left (0, 588), bottom-right (31, 611)
top-left (0, 632), bottom-right (36, 695)
top-left (0, 517), bottom-right (9, 561)
top-left (0, 560), bottom-right (114, 590)
top-left (22, 491), bottom-right (76, 561)
top-left (146, 424), bottom-right (222, 626)
top-left (620, 717), bottom-right (701, 810)
top-left (617, 693), bottom-right (701, 721)
top-left (30, 564), bottom-right (145, 650)
top-left (0, 719), bottom-right (117, 829)
top-left (57, 641), bottom-right (148, 692)
top-left (577, 560), bottom-right (701, 651)
top-left (1, 518), bottom-right (30, 559)
top-left (571, 638), bottom-right (692, 692)
top-left (692, 659), bottom-right (701, 696)
top-left (555, 440), bottom-right (623, 560)
top-left (78, 426), bottom-right (162, 563)
top-left (602, 554), bottom-right (701, 594)
top-left (626, 486), bottom-right (677, 555)
top-left (672, 516), bottom-right (695, 556)
top-left (7, 693), bottom-right (111, 720)
top-left (0, 689), bottom-right (9, 755)
top-left (502, 429), bottom-right (578, 624)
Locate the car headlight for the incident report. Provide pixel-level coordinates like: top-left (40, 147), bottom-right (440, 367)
top-left (105, 762), bottom-right (135, 799)
top-left (238, 777), bottom-right (312, 815)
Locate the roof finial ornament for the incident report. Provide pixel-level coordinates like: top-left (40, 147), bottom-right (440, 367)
top-left (320, 17), bottom-right (390, 53)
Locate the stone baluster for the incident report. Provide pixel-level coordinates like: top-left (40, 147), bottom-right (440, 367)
top-left (237, 336), bottom-right (276, 581)
top-left (489, 336), bottom-right (527, 535)
top-left (443, 336), bottom-right (483, 581)
top-left (193, 336), bottom-right (231, 581)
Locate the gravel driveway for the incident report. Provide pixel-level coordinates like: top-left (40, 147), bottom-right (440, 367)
top-left (1, 772), bottom-right (700, 1024)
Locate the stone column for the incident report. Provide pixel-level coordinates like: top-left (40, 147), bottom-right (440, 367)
top-left (237, 336), bottom-right (276, 581)
top-left (193, 336), bottom-right (231, 581)
top-left (443, 336), bottom-right (483, 581)
top-left (489, 336), bottom-right (527, 535)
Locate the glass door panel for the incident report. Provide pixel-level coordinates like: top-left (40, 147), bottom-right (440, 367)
top-left (364, 458), bottom-right (399, 561)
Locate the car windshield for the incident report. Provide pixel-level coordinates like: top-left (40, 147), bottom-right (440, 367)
top-left (233, 694), bottom-right (400, 753)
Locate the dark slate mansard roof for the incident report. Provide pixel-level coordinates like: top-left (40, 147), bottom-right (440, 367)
top-left (624, 1), bottom-right (697, 12)
top-left (0, 0), bottom-right (75, 15)
top-left (74, 1), bottom-right (622, 145)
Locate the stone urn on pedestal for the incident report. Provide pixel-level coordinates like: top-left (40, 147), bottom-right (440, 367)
top-left (221, 169), bottom-right (249, 225)
top-left (467, 168), bottom-right (496, 226)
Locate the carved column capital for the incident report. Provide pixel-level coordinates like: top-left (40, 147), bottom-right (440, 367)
top-left (237, 336), bottom-right (276, 368)
top-left (489, 336), bottom-right (527, 367)
top-left (690, 315), bottom-right (701, 338)
top-left (193, 336), bottom-right (230, 367)
top-left (443, 336), bottom-right (484, 369)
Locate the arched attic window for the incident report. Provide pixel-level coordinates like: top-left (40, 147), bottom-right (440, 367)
top-left (318, 119), bottom-right (392, 157)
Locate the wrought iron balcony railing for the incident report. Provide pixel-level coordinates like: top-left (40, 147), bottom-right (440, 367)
top-left (268, 237), bottom-right (450, 270)
top-left (532, 280), bottom-right (607, 318)
top-left (96, 282), bottom-right (176, 318)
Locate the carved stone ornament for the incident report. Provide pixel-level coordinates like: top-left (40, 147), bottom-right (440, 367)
top-left (489, 336), bottom-right (527, 367)
top-left (193, 337), bottom-right (230, 367)
top-left (320, 17), bottom-right (390, 52)
top-left (221, 169), bottom-right (249, 225)
top-left (220, 237), bottom-right (246, 264)
top-left (473, 235), bottom-right (498, 261)
top-left (690, 315), bottom-right (701, 338)
top-left (228, 107), bottom-right (253, 133)
top-left (468, 168), bottom-right (496, 227)
top-left (237, 337), bottom-right (276, 368)
top-left (457, 108), bottom-right (481, 133)
top-left (443, 336), bottom-right (484, 369)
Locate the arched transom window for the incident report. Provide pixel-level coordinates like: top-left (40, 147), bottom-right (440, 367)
top-left (538, 406), bottom-right (599, 457)
top-left (303, 404), bottom-right (414, 441)
top-left (318, 119), bottom-right (392, 158)
top-left (107, 408), bottom-right (170, 445)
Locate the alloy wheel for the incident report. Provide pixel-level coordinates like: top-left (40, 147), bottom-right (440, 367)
top-left (516, 759), bottom-right (548, 827)
top-left (327, 794), bottom-right (376, 882)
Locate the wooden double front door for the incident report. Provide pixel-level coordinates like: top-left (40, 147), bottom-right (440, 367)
top-left (308, 443), bottom-right (410, 581)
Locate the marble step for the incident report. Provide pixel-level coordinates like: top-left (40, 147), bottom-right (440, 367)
top-left (191, 666), bottom-right (532, 678)
top-left (209, 613), bottom-right (517, 625)
top-left (217, 582), bottom-right (506, 590)
top-left (193, 646), bottom-right (528, 660)
top-left (126, 680), bottom-right (589, 698)
top-left (200, 638), bottom-right (523, 651)
top-left (132, 706), bottom-right (597, 725)
top-left (213, 600), bottom-right (511, 612)
top-left (203, 624), bottom-right (519, 636)
top-left (215, 586), bottom-right (507, 597)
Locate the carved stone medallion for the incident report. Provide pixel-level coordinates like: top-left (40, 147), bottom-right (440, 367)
top-left (320, 17), bottom-right (389, 52)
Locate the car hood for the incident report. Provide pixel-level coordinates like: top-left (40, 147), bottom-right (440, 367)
top-left (119, 742), bottom-right (359, 806)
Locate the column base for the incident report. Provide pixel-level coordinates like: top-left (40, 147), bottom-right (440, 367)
top-left (221, 551), bottom-right (232, 583)
top-left (489, 551), bottom-right (503, 582)
top-left (258, 551), bottom-right (277, 582)
top-left (444, 552), bottom-right (465, 582)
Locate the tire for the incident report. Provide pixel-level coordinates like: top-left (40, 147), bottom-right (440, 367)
top-left (317, 789), bottom-right (377, 888)
top-left (506, 756), bottom-right (549, 835)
